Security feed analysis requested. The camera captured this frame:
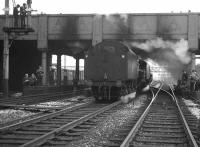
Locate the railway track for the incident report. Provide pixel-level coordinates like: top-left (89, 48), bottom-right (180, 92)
top-left (177, 97), bottom-right (200, 146)
top-left (0, 95), bottom-right (93, 128)
top-left (0, 100), bottom-right (122, 146)
top-left (16, 83), bottom-right (159, 147)
top-left (19, 90), bottom-right (155, 146)
top-left (120, 84), bottom-right (198, 147)
top-left (1, 82), bottom-right (198, 147)
top-left (0, 88), bottom-right (88, 106)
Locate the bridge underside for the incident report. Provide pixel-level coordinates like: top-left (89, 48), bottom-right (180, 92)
top-left (0, 13), bottom-right (200, 92)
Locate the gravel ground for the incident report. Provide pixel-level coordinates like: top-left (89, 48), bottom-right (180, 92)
top-left (0, 109), bottom-right (36, 124)
top-left (0, 95), bottom-right (93, 127)
top-left (29, 95), bottom-right (93, 108)
top-left (182, 98), bottom-right (200, 119)
top-left (68, 94), bottom-right (147, 147)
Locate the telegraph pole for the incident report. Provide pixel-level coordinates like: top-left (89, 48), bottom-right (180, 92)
top-left (3, 0), bottom-right (10, 97)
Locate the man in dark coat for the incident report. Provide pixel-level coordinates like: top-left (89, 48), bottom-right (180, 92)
top-left (13, 4), bottom-right (20, 27)
top-left (20, 3), bottom-right (27, 28)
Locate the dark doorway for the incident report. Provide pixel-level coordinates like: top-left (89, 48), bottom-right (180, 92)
top-left (9, 40), bottom-right (41, 91)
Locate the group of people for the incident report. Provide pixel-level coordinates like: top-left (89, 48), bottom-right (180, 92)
top-left (177, 69), bottom-right (200, 94)
top-left (23, 73), bottom-right (37, 86)
top-left (13, 0), bottom-right (32, 28)
top-left (23, 66), bottom-right (44, 87)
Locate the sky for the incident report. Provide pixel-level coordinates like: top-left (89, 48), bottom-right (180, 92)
top-left (52, 55), bottom-right (84, 68)
top-left (1, 0), bottom-right (200, 15)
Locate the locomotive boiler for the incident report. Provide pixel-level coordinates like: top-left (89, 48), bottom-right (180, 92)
top-left (84, 41), bottom-right (151, 101)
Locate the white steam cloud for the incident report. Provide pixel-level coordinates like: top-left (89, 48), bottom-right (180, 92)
top-left (131, 37), bottom-right (191, 64)
top-left (125, 37), bottom-right (192, 82)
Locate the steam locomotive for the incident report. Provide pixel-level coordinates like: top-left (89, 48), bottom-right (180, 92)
top-left (84, 41), bottom-right (152, 101)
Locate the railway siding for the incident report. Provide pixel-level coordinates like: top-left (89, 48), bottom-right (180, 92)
top-left (121, 85), bottom-right (198, 147)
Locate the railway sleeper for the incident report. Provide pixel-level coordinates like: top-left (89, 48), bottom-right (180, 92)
top-left (144, 120), bottom-right (181, 125)
top-left (12, 130), bottom-right (44, 135)
top-left (49, 118), bottom-right (75, 122)
top-left (145, 117), bottom-right (179, 121)
top-left (17, 127), bottom-right (53, 132)
top-left (142, 124), bottom-right (183, 129)
top-left (54, 136), bottom-right (79, 141)
top-left (40, 120), bottom-right (72, 124)
top-left (32, 123), bottom-right (64, 127)
top-left (137, 132), bottom-right (186, 138)
top-left (141, 128), bottom-right (185, 133)
top-left (130, 142), bottom-right (188, 147)
top-left (0, 138), bottom-right (28, 144)
top-left (0, 134), bottom-right (37, 140)
top-left (133, 136), bottom-right (188, 144)
top-left (58, 131), bottom-right (84, 136)
top-left (55, 115), bottom-right (83, 119)
top-left (43, 140), bottom-right (74, 146)
top-left (147, 114), bottom-right (178, 118)
top-left (67, 128), bottom-right (88, 133)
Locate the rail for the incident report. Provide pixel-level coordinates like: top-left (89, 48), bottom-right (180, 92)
top-left (169, 84), bottom-right (198, 147)
top-left (120, 82), bottom-right (163, 147)
top-left (21, 101), bottom-right (121, 147)
top-left (121, 82), bottom-right (198, 147)
top-left (0, 101), bottom-right (93, 131)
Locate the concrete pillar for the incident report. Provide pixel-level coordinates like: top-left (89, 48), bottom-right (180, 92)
top-left (75, 58), bottom-right (80, 85)
top-left (37, 15), bottom-right (48, 85)
top-left (57, 54), bottom-right (61, 86)
top-left (92, 15), bottom-right (103, 46)
top-left (47, 53), bottom-right (52, 85)
top-left (188, 14), bottom-right (198, 51)
top-left (191, 53), bottom-right (196, 70)
top-left (41, 51), bottom-right (51, 85)
top-left (3, 32), bottom-right (9, 97)
top-left (2, 0), bottom-right (10, 97)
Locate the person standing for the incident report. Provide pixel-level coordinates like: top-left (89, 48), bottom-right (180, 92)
top-left (13, 4), bottom-right (20, 27)
top-left (27, 0), bottom-right (32, 9)
top-left (23, 73), bottom-right (30, 86)
top-left (29, 73), bottom-right (37, 86)
top-left (20, 3), bottom-right (27, 28)
top-left (190, 70), bottom-right (199, 91)
top-left (36, 66), bottom-right (44, 85)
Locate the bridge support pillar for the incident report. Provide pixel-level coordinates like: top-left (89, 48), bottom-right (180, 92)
top-left (74, 58), bottom-right (80, 87)
top-left (2, 0), bottom-right (9, 97)
top-left (92, 15), bottom-right (103, 46)
top-left (47, 53), bottom-right (52, 85)
top-left (57, 53), bottom-right (61, 87)
top-left (191, 53), bottom-right (196, 70)
top-left (41, 51), bottom-right (51, 85)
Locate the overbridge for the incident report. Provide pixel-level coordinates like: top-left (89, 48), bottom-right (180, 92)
top-left (0, 13), bottom-right (199, 47)
top-left (0, 13), bottom-right (200, 94)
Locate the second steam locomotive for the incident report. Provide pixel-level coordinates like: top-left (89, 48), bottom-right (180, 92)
top-left (84, 41), bottom-right (152, 101)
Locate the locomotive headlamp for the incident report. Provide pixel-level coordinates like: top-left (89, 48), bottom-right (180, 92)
top-left (85, 54), bottom-right (88, 58)
top-left (121, 55), bottom-right (125, 58)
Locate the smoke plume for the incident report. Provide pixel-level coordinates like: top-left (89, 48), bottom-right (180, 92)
top-left (125, 37), bottom-right (192, 81)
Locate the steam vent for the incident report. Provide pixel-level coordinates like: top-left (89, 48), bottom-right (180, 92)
top-left (0, 0), bottom-right (200, 146)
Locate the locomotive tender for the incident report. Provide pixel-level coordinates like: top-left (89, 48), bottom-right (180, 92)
top-left (84, 41), bottom-right (151, 101)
